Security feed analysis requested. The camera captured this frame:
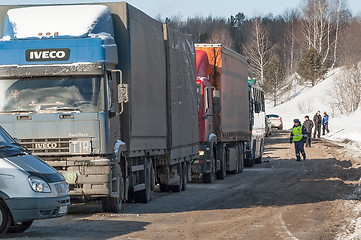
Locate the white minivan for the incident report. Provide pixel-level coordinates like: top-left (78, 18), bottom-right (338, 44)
top-left (0, 125), bottom-right (70, 234)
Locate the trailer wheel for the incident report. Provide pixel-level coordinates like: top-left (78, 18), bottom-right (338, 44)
top-left (172, 163), bottom-right (183, 192)
top-left (216, 144), bottom-right (226, 180)
top-left (7, 221), bottom-right (33, 233)
top-left (181, 161), bottom-right (187, 191)
top-left (0, 201), bottom-right (11, 234)
top-left (134, 158), bottom-right (152, 203)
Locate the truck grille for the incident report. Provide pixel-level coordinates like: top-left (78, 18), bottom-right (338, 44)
top-left (18, 138), bottom-right (92, 156)
top-left (18, 138), bottom-right (70, 155)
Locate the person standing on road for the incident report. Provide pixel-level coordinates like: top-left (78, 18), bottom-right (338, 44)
top-left (313, 111), bottom-right (322, 138)
top-left (290, 119), bottom-right (307, 161)
top-left (322, 111), bottom-right (330, 135)
top-left (303, 116), bottom-right (314, 147)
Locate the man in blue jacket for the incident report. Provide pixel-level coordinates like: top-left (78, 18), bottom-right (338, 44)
top-left (322, 111), bottom-right (330, 135)
top-left (290, 119), bottom-right (307, 161)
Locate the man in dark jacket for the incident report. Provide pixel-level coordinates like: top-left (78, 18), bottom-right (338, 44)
top-left (290, 119), bottom-right (308, 161)
top-left (313, 111), bottom-right (322, 138)
top-left (303, 116), bottom-right (314, 147)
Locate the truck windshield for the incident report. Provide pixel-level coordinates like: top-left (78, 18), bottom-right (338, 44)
top-left (0, 76), bottom-right (105, 113)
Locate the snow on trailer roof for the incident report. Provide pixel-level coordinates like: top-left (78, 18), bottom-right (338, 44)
top-left (3, 5), bottom-right (113, 39)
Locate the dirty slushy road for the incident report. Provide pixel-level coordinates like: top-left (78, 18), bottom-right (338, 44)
top-left (6, 130), bottom-right (361, 239)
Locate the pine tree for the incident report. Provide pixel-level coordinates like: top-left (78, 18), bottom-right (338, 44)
top-left (263, 57), bottom-right (285, 106)
top-left (297, 48), bottom-right (326, 86)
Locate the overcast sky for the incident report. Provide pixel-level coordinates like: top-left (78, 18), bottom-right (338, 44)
top-left (0, 0), bottom-right (360, 19)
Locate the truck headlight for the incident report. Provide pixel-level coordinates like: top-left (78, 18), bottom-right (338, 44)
top-left (199, 150), bottom-right (205, 156)
top-left (28, 176), bottom-right (51, 193)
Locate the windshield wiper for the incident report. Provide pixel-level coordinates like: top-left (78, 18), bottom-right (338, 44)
top-left (0, 145), bottom-right (13, 149)
top-left (45, 107), bottom-right (81, 113)
top-left (7, 152), bottom-right (27, 157)
top-left (0, 110), bottom-right (34, 114)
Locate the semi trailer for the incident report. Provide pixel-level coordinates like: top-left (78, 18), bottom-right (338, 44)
top-left (192, 44), bottom-right (250, 183)
top-left (0, 2), bottom-right (198, 212)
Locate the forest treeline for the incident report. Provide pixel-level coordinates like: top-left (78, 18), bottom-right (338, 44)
top-left (159, 0), bottom-right (361, 107)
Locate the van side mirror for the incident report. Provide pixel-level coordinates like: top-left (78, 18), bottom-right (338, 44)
top-left (213, 89), bottom-right (221, 112)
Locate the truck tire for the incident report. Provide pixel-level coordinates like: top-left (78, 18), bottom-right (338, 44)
top-left (0, 201), bottom-right (11, 234)
top-left (134, 159), bottom-right (152, 203)
top-left (246, 140), bottom-right (256, 167)
top-left (7, 221), bottom-right (33, 233)
top-left (216, 144), bottom-right (226, 180)
top-left (102, 165), bottom-right (124, 212)
top-left (181, 161), bottom-right (187, 191)
top-left (172, 163), bottom-right (183, 192)
top-left (202, 171), bottom-right (213, 183)
top-left (202, 148), bottom-right (215, 183)
top-left (238, 143), bottom-right (244, 173)
top-left (255, 140), bottom-right (263, 164)
top-left (159, 183), bottom-right (169, 192)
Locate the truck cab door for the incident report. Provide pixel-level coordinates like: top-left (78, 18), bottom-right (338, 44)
top-left (107, 71), bottom-right (121, 153)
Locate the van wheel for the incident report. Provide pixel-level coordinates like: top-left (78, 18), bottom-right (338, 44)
top-left (0, 201), bottom-right (10, 234)
top-left (7, 221), bottom-right (33, 233)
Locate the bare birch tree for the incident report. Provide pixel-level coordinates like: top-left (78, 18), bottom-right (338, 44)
top-left (331, 65), bottom-right (361, 114)
top-left (301, 0), bottom-right (349, 67)
top-left (243, 18), bottom-right (272, 83)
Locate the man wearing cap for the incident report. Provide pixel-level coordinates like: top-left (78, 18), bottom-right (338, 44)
top-left (303, 115), bottom-right (314, 147)
top-left (290, 119), bottom-right (308, 161)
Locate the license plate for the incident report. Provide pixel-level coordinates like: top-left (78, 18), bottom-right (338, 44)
top-left (59, 205), bottom-right (68, 215)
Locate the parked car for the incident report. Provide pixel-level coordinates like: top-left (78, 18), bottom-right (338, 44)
top-left (0, 126), bottom-right (70, 234)
top-left (266, 114), bottom-right (283, 130)
top-left (265, 116), bottom-right (272, 136)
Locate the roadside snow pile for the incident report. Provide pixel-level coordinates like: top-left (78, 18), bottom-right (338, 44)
top-left (4, 5), bottom-right (112, 39)
top-left (337, 199), bottom-right (361, 240)
top-left (267, 67), bottom-right (361, 150)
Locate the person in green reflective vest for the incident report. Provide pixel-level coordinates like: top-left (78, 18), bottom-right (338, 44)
top-left (290, 119), bottom-right (308, 161)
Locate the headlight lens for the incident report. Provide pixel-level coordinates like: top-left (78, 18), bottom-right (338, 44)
top-left (199, 150), bottom-right (205, 156)
top-left (28, 176), bottom-right (51, 193)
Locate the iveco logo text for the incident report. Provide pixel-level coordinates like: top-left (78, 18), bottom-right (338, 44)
top-left (34, 143), bottom-right (58, 149)
top-left (26, 48), bottom-right (70, 62)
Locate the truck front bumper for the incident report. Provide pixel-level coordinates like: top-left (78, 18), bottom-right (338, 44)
top-left (6, 195), bottom-right (70, 222)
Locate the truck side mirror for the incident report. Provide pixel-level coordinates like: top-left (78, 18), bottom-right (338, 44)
top-left (110, 70), bottom-right (128, 117)
top-left (213, 89), bottom-right (221, 112)
top-left (118, 83), bottom-right (129, 103)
